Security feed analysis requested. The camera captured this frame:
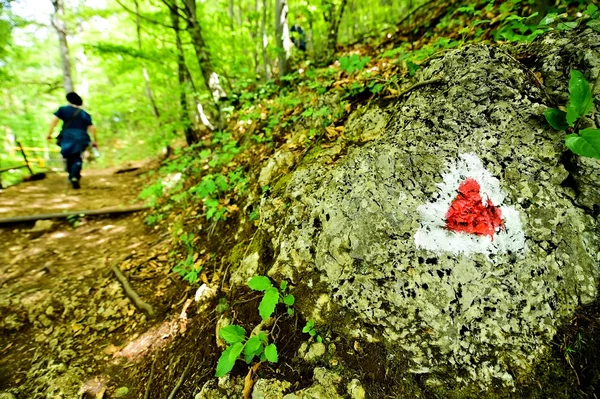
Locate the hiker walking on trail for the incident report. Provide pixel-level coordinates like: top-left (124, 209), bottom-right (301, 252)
top-left (46, 92), bottom-right (98, 189)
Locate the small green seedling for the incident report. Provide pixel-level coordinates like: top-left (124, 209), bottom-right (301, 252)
top-left (248, 276), bottom-right (295, 319)
top-left (339, 54), bottom-right (371, 74)
top-left (302, 320), bottom-right (323, 343)
top-left (215, 325), bottom-right (278, 377)
top-left (66, 213), bottom-right (84, 228)
top-left (545, 70), bottom-right (599, 159)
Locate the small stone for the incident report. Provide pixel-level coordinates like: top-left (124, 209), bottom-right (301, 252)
top-left (303, 343), bottom-right (326, 362)
top-left (347, 379), bottom-right (366, 399)
top-left (115, 386), bottom-right (129, 397)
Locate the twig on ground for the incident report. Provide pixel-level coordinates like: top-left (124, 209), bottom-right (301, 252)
top-left (111, 255), bottom-right (155, 317)
top-left (382, 77), bottom-right (444, 100)
top-left (242, 362), bottom-right (261, 399)
top-left (167, 359), bottom-right (193, 399)
top-left (143, 357), bottom-right (157, 399)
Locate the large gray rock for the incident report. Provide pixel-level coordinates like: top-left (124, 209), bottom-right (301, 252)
top-left (261, 40), bottom-right (599, 390)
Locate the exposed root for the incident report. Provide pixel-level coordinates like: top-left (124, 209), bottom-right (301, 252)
top-left (111, 255), bottom-right (155, 317)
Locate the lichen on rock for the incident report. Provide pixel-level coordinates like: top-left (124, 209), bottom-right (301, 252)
top-left (261, 44), bottom-right (600, 390)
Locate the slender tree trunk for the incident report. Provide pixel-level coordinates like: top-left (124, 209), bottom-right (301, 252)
top-left (275, 0), bottom-right (290, 77)
top-left (248, 0), bottom-right (260, 76)
top-left (50, 0), bottom-right (74, 93)
top-left (323, 0), bottom-right (348, 56)
top-left (182, 0), bottom-right (227, 103)
top-left (261, 0), bottom-right (271, 81)
top-left (168, 1), bottom-right (199, 144)
top-left (134, 0), bottom-right (161, 120)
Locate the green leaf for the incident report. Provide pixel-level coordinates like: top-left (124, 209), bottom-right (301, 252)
top-left (544, 108), bottom-right (569, 131)
top-left (248, 276), bottom-right (273, 291)
top-left (588, 19), bottom-right (600, 33)
top-left (309, 330), bottom-right (316, 337)
top-left (565, 129), bottom-right (600, 159)
top-left (219, 325), bottom-right (246, 344)
top-left (264, 344), bottom-right (278, 363)
top-left (287, 308), bottom-right (294, 316)
top-left (584, 4), bottom-right (598, 16)
top-left (215, 342), bottom-right (244, 377)
top-left (258, 331), bottom-right (268, 344)
top-left (316, 335), bottom-right (323, 343)
top-left (215, 174), bottom-right (229, 191)
top-left (566, 70), bottom-right (593, 126)
top-left (283, 294), bottom-right (295, 306)
top-left (556, 21), bottom-right (577, 31)
top-left (280, 280), bottom-right (288, 291)
top-left (258, 287), bottom-right (279, 320)
top-left (244, 336), bottom-right (262, 356)
top-left (244, 352), bottom-right (255, 364)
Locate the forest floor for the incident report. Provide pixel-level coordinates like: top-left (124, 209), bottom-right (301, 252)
top-left (0, 164), bottom-right (198, 398)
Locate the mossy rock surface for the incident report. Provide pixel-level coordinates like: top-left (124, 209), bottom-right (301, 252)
top-left (259, 38), bottom-right (600, 394)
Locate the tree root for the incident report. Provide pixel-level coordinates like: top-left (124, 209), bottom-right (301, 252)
top-left (143, 357), bottom-right (157, 399)
top-left (111, 255), bottom-right (155, 317)
top-left (167, 359), bottom-right (192, 399)
top-left (382, 77), bottom-right (444, 100)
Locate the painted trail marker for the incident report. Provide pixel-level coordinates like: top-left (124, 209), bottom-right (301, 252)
top-left (414, 153), bottom-right (526, 256)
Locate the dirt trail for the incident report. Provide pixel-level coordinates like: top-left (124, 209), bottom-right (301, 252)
top-left (0, 166), bottom-right (188, 398)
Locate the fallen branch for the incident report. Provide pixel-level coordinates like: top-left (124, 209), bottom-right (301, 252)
top-left (0, 205), bottom-right (148, 225)
top-left (111, 255), bottom-right (155, 317)
top-left (382, 77), bottom-right (444, 100)
top-left (167, 359), bottom-right (192, 399)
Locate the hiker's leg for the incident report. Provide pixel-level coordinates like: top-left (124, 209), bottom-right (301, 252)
top-left (66, 156), bottom-right (75, 180)
top-left (70, 153), bottom-right (83, 180)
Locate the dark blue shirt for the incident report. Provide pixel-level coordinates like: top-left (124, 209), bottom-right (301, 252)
top-left (54, 105), bottom-right (93, 131)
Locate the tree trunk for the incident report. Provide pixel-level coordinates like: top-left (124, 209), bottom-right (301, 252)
top-left (182, 0), bottom-right (227, 103)
top-left (50, 0), bottom-right (74, 93)
top-left (168, 1), bottom-right (199, 144)
top-left (274, 0), bottom-right (290, 77)
top-left (134, 0), bottom-right (161, 120)
top-left (261, 0), bottom-right (271, 81)
top-left (323, 0), bottom-right (348, 56)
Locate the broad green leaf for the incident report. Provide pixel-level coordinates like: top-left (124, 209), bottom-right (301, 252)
top-left (248, 276), bottom-right (273, 291)
top-left (219, 325), bottom-right (246, 344)
top-left (565, 129), bottom-right (600, 159)
top-left (215, 342), bottom-right (244, 377)
top-left (538, 13), bottom-right (558, 26)
top-left (556, 21), bottom-right (577, 31)
top-left (316, 335), bottom-right (323, 343)
top-left (566, 70), bottom-right (593, 126)
top-left (287, 308), bottom-right (295, 316)
top-left (585, 4), bottom-right (598, 15)
top-left (244, 336), bottom-right (262, 355)
top-left (258, 287), bottom-right (279, 320)
top-left (544, 108), bottom-right (568, 131)
top-left (309, 330), bottom-right (316, 337)
top-left (280, 280), bottom-right (288, 291)
top-left (283, 294), bottom-right (295, 306)
top-left (264, 344), bottom-right (278, 363)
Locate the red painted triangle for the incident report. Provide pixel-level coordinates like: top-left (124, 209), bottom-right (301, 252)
top-left (445, 178), bottom-right (503, 239)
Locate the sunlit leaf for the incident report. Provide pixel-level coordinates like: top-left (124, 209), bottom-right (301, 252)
top-left (565, 129), bottom-right (600, 159)
top-left (219, 325), bottom-right (246, 344)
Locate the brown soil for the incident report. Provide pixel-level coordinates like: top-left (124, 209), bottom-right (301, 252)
top-left (0, 165), bottom-right (192, 398)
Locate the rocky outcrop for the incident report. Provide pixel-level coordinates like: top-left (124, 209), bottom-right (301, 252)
top-left (255, 27), bottom-right (599, 392)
